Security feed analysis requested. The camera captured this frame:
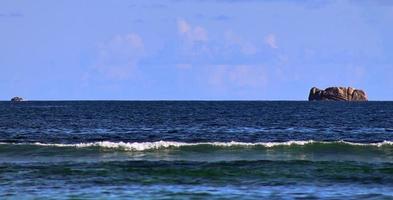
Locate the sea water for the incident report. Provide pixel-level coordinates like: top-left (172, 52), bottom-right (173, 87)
top-left (0, 101), bottom-right (393, 199)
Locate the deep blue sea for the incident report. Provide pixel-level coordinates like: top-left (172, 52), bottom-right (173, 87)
top-left (1, 101), bottom-right (393, 199)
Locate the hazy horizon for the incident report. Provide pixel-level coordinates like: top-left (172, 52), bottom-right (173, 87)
top-left (2, 0), bottom-right (393, 100)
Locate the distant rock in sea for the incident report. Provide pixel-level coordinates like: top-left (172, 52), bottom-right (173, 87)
top-left (11, 97), bottom-right (24, 102)
top-left (308, 87), bottom-right (367, 101)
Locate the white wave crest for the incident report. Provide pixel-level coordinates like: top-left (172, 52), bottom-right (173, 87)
top-left (2, 140), bottom-right (388, 151)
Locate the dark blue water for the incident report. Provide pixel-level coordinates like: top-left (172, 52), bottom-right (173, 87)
top-left (1, 101), bottom-right (393, 199)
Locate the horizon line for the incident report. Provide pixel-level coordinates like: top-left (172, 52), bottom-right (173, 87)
top-left (2, 99), bottom-right (391, 102)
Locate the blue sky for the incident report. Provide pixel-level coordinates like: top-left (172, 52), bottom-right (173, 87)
top-left (1, 0), bottom-right (393, 100)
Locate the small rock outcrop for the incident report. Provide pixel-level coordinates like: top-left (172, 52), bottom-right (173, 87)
top-left (308, 87), bottom-right (367, 101)
top-left (11, 97), bottom-right (24, 102)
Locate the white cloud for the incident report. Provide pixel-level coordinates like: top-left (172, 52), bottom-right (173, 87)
top-left (178, 19), bottom-right (190, 34)
top-left (95, 33), bottom-right (145, 80)
top-left (176, 19), bottom-right (262, 58)
top-left (208, 65), bottom-right (268, 90)
top-left (104, 33), bottom-right (144, 53)
top-left (177, 19), bottom-right (208, 43)
top-left (123, 34), bottom-right (144, 49)
top-left (225, 31), bottom-right (257, 55)
top-left (264, 34), bottom-right (278, 49)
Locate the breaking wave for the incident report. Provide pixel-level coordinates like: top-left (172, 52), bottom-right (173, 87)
top-left (1, 140), bottom-right (393, 151)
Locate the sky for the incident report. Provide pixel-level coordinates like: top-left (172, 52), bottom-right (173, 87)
top-left (1, 0), bottom-right (393, 100)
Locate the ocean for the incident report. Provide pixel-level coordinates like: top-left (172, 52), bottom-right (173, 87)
top-left (0, 101), bottom-right (392, 199)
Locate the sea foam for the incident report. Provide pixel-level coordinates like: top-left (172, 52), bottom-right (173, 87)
top-left (0, 140), bottom-right (390, 151)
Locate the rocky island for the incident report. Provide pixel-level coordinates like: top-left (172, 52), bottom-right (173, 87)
top-left (309, 87), bottom-right (367, 101)
top-left (11, 97), bottom-right (24, 102)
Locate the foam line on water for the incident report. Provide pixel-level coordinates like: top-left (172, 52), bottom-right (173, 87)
top-left (1, 140), bottom-right (393, 151)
